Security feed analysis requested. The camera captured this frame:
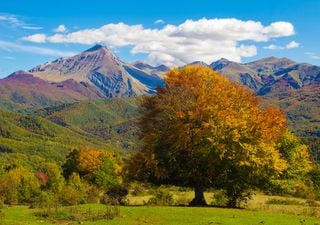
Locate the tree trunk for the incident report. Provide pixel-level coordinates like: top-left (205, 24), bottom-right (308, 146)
top-left (189, 184), bottom-right (207, 206)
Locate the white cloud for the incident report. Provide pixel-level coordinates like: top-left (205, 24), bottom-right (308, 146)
top-left (21, 18), bottom-right (295, 66)
top-left (286, 40), bottom-right (299, 49)
top-left (154, 19), bottom-right (165, 25)
top-left (263, 44), bottom-right (284, 50)
top-left (0, 13), bottom-right (43, 30)
top-left (22, 33), bottom-right (47, 43)
top-left (0, 14), bottom-right (20, 25)
top-left (54, 24), bottom-right (67, 33)
top-left (0, 40), bottom-right (76, 57)
top-left (264, 40), bottom-right (299, 50)
top-left (305, 52), bottom-right (320, 60)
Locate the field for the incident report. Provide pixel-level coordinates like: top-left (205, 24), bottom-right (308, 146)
top-left (1, 193), bottom-right (320, 225)
top-left (1, 204), bottom-right (320, 225)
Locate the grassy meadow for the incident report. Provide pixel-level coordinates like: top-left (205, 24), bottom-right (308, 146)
top-left (1, 192), bottom-right (320, 225)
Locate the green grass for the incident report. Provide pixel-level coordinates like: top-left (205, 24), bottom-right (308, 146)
top-left (1, 204), bottom-right (320, 225)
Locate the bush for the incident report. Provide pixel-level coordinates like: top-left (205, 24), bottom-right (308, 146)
top-left (104, 186), bottom-right (128, 205)
top-left (211, 190), bottom-right (227, 206)
top-left (30, 191), bottom-right (55, 209)
top-left (131, 183), bottom-right (144, 196)
top-left (174, 195), bottom-right (190, 206)
top-left (35, 206), bottom-right (120, 222)
top-left (59, 185), bottom-right (87, 206)
top-left (146, 189), bottom-right (174, 206)
top-left (86, 185), bottom-right (101, 204)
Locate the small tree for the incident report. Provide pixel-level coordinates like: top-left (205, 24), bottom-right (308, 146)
top-left (129, 65), bottom-right (288, 207)
top-left (0, 167), bottom-right (40, 204)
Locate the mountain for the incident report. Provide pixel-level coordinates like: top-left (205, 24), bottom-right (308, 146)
top-left (132, 61), bottom-right (169, 76)
top-left (210, 58), bottom-right (263, 92)
top-left (0, 44), bottom-right (165, 111)
top-left (207, 57), bottom-right (320, 96)
top-left (0, 70), bottom-right (105, 111)
top-left (30, 44), bottom-right (164, 97)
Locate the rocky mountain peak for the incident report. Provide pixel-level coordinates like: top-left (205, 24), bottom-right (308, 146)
top-left (84, 44), bottom-right (107, 52)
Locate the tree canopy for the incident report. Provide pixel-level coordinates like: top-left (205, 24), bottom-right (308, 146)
top-left (128, 65), bottom-right (291, 206)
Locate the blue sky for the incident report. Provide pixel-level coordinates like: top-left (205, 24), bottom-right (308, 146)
top-left (0, 0), bottom-right (320, 78)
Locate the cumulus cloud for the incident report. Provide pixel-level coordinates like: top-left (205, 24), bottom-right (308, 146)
top-left (54, 24), bottom-right (67, 33)
top-left (286, 40), bottom-right (299, 49)
top-left (22, 33), bottom-right (47, 43)
top-left (22, 18), bottom-right (295, 66)
top-left (0, 40), bottom-right (76, 57)
top-left (264, 40), bottom-right (299, 50)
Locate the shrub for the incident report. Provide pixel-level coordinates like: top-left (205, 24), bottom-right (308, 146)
top-left (146, 189), bottom-right (174, 206)
top-left (131, 183), bottom-right (144, 196)
top-left (30, 191), bottom-right (55, 209)
top-left (174, 195), bottom-right (190, 206)
top-left (59, 185), bottom-right (86, 206)
top-left (104, 186), bottom-right (128, 205)
top-left (35, 206), bottom-right (120, 222)
top-left (211, 190), bottom-right (228, 206)
top-left (86, 185), bottom-right (101, 203)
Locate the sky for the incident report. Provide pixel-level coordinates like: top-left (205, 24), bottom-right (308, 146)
top-left (0, 0), bottom-right (320, 78)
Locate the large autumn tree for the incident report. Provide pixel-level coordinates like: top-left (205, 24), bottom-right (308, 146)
top-left (128, 65), bottom-right (289, 207)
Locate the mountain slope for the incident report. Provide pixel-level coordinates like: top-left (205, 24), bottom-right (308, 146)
top-left (30, 44), bottom-right (164, 97)
top-left (35, 97), bottom-right (141, 153)
top-left (0, 71), bottom-right (105, 111)
top-left (0, 108), bottom-right (117, 162)
top-left (208, 57), bottom-right (320, 96)
top-left (210, 58), bottom-right (263, 92)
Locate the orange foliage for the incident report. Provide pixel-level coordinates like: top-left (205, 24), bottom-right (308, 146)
top-left (139, 65), bottom-right (288, 183)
